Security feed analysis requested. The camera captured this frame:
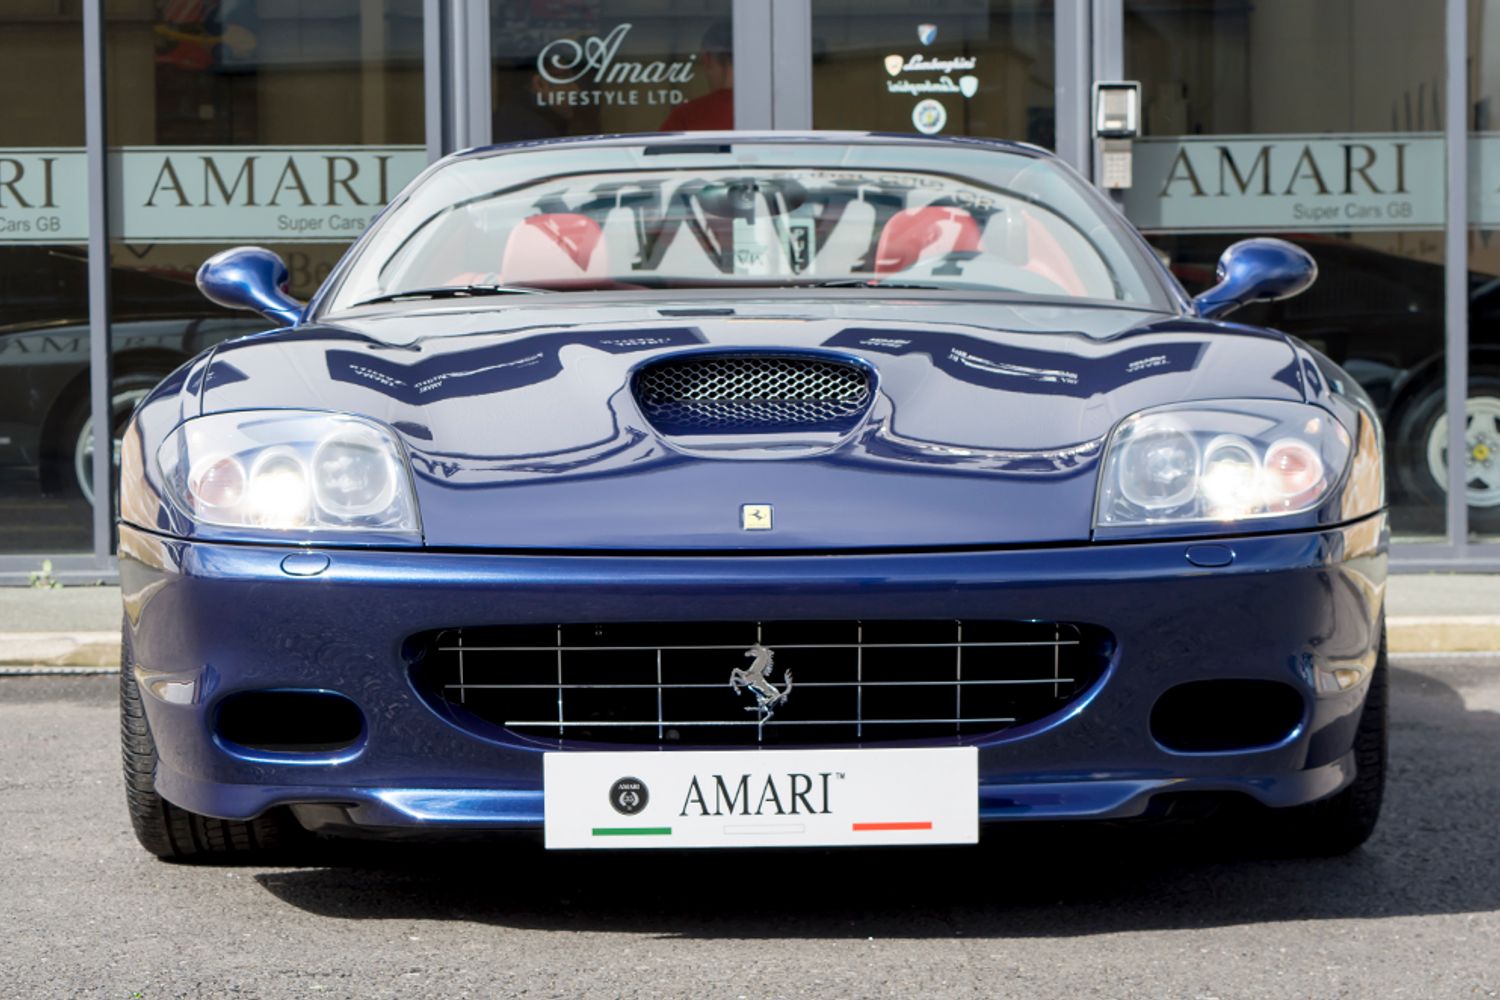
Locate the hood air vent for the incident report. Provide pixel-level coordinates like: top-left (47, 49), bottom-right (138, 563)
top-left (633, 354), bottom-right (872, 435)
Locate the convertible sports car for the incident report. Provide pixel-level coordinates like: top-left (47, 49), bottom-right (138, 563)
top-left (117, 132), bottom-right (1387, 859)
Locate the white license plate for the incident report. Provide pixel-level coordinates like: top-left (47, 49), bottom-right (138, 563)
top-left (543, 747), bottom-right (978, 849)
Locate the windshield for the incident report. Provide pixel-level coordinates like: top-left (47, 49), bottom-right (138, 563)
top-left (323, 138), bottom-right (1174, 312)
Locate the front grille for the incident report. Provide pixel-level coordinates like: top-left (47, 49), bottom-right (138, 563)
top-left (632, 354), bottom-right (872, 434)
top-left (412, 620), bottom-right (1111, 747)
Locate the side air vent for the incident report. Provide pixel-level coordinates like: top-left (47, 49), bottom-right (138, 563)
top-left (633, 354), bottom-right (872, 435)
top-left (214, 690), bottom-right (365, 755)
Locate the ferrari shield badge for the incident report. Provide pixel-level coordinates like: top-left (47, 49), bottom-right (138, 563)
top-left (741, 503), bottom-right (773, 530)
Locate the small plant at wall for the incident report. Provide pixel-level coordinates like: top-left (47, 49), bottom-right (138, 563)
top-left (28, 559), bottom-right (62, 590)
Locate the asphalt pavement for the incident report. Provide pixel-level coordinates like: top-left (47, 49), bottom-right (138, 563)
top-left (2, 655), bottom-right (1498, 999)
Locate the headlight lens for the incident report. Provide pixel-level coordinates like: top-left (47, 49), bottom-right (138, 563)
top-left (1116, 419), bottom-right (1199, 509)
top-left (311, 425), bottom-right (400, 518)
top-left (159, 411), bottom-right (420, 536)
top-left (1095, 401), bottom-right (1350, 527)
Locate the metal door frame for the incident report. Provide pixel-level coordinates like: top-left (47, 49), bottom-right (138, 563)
top-left (422, 0), bottom-right (1098, 162)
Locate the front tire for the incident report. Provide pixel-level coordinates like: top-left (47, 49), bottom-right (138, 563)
top-left (120, 622), bottom-right (297, 860)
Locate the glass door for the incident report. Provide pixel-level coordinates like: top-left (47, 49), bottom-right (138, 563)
top-left (809, 1), bottom-right (1057, 148)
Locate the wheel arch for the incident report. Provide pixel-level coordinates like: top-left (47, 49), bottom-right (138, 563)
top-left (1386, 346), bottom-right (1500, 429)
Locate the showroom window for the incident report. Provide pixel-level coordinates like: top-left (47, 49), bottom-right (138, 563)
top-left (0, 5), bottom-right (90, 555)
top-left (96, 0), bottom-right (425, 537)
top-left (1470, 0), bottom-right (1500, 543)
top-left (1123, 0), bottom-right (1451, 541)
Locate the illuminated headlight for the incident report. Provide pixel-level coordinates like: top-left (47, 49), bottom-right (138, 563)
top-left (1095, 401), bottom-right (1351, 527)
top-left (158, 411), bottom-right (420, 537)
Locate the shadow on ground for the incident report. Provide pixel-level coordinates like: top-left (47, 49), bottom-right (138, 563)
top-left (246, 663), bottom-right (1500, 938)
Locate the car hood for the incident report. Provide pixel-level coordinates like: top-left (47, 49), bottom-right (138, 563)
top-left (199, 297), bottom-right (1306, 550)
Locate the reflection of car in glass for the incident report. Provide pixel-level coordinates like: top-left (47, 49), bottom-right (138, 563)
top-left (118, 133), bottom-right (1388, 861)
top-left (0, 250), bottom-right (261, 502)
top-left (1162, 234), bottom-right (1500, 532)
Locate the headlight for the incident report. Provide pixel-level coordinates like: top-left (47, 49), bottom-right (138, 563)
top-left (1095, 401), bottom-right (1351, 527)
top-left (158, 410), bottom-right (420, 537)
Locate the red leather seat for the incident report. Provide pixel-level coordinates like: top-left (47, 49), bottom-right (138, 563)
top-left (1014, 208), bottom-right (1088, 296)
top-left (874, 206), bottom-right (982, 273)
top-left (498, 213), bottom-right (608, 284)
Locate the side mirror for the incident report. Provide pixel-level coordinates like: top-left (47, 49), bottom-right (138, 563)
top-left (196, 246), bottom-right (304, 327)
top-left (1191, 238), bottom-right (1317, 320)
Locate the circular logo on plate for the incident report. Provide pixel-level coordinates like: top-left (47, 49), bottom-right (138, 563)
top-left (609, 776), bottom-right (649, 815)
top-left (912, 99), bottom-right (948, 135)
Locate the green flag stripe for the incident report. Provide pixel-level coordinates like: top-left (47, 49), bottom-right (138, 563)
top-left (591, 826), bottom-right (672, 837)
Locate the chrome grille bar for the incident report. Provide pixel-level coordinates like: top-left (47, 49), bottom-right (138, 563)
top-left (438, 640), bottom-right (1080, 652)
top-left (955, 621), bottom-right (962, 736)
top-left (856, 622), bottom-right (863, 739)
top-left (1053, 623), bottom-right (1061, 698)
top-left (446, 678), bottom-right (1076, 690)
top-left (756, 623), bottom-right (763, 745)
top-left (503, 717), bottom-right (1018, 728)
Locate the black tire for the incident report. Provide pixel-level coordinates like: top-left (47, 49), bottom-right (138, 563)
top-left (120, 621), bottom-right (298, 860)
top-left (1391, 369), bottom-right (1500, 536)
top-left (1266, 629), bottom-right (1388, 855)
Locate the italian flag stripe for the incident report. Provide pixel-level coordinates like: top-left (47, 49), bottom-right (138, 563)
top-left (591, 826), bottom-right (672, 837)
top-left (852, 821), bottom-right (933, 832)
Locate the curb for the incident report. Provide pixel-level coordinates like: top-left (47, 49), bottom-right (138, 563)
top-left (2, 619), bottom-right (1498, 671)
top-left (1387, 616), bottom-right (1500, 655)
top-left (0, 665), bottom-right (118, 676)
top-left (0, 631), bottom-right (120, 669)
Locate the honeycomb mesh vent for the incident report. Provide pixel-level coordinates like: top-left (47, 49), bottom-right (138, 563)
top-left (633, 355), bottom-right (871, 434)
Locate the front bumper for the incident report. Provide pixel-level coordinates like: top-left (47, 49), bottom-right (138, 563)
top-left (119, 515), bottom-right (1386, 831)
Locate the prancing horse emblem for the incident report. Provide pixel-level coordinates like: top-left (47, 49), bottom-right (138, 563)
top-left (729, 643), bottom-right (793, 724)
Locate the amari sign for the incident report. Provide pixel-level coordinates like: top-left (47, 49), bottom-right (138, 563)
top-left (0, 146), bottom-right (426, 244)
top-left (1125, 133), bottom-right (1446, 232)
top-left (533, 23), bottom-right (696, 109)
top-left (0, 149), bottom-right (86, 242)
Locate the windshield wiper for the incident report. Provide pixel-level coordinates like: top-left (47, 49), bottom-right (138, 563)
top-left (352, 284), bottom-right (547, 307)
top-left (809, 278), bottom-right (946, 290)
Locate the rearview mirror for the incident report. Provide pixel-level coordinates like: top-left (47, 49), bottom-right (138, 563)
top-left (196, 246), bottom-right (304, 327)
top-left (1191, 238), bottom-right (1317, 320)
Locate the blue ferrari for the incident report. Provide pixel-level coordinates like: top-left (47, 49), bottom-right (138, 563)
top-left (117, 132), bottom-right (1387, 858)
